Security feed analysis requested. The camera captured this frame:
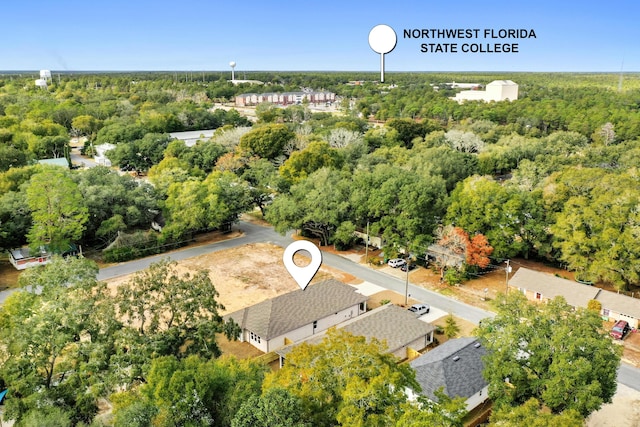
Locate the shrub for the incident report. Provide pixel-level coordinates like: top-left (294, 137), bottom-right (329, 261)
top-left (444, 268), bottom-right (467, 286)
top-left (587, 299), bottom-right (602, 313)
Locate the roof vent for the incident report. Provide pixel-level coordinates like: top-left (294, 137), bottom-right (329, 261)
top-left (452, 356), bottom-right (460, 362)
top-left (474, 342), bottom-right (482, 348)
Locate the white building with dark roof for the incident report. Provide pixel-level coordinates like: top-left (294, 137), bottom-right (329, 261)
top-left (224, 279), bottom-right (367, 353)
top-left (509, 267), bottom-right (640, 328)
top-left (409, 337), bottom-right (489, 411)
top-left (275, 304), bottom-right (436, 366)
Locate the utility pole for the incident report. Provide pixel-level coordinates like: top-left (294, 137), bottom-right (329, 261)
top-left (505, 259), bottom-right (511, 294)
top-left (365, 220), bottom-right (369, 264)
top-left (405, 259), bottom-right (410, 306)
top-left (404, 241), bottom-right (411, 306)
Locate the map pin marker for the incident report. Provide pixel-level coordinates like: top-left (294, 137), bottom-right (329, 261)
top-left (369, 24), bottom-right (397, 83)
top-left (283, 240), bottom-right (322, 291)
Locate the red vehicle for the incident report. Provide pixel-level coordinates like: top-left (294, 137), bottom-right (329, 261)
top-left (610, 320), bottom-right (630, 340)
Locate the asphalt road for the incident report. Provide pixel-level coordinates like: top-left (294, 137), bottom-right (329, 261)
top-left (98, 220), bottom-right (493, 324)
top-left (4, 220), bottom-right (640, 391)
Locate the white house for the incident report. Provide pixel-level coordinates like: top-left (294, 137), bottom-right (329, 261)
top-left (94, 143), bottom-right (116, 166)
top-left (223, 279), bottom-right (367, 353)
top-left (275, 304), bottom-right (436, 367)
top-left (409, 337), bottom-right (489, 412)
top-left (509, 267), bottom-right (640, 328)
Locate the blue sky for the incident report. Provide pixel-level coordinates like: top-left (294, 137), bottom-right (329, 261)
top-left (2, 0), bottom-right (638, 72)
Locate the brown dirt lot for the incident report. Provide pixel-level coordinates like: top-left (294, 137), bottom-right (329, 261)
top-left (104, 242), bottom-right (359, 316)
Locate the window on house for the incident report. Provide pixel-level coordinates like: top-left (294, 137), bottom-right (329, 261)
top-left (603, 308), bottom-right (610, 316)
top-left (360, 302), bottom-right (365, 312)
top-left (535, 292), bottom-right (542, 300)
top-left (249, 332), bottom-right (261, 344)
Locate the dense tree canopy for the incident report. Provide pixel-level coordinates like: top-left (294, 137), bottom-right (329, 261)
top-left (0, 257), bottom-right (238, 425)
top-left (476, 292), bottom-right (621, 419)
top-left (25, 167), bottom-right (88, 252)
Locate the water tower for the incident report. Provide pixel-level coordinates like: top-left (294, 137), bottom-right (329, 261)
top-left (40, 70), bottom-right (52, 81)
top-left (229, 61), bottom-right (236, 81)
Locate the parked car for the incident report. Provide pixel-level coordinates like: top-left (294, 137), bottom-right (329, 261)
top-left (408, 303), bottom-right (430, 316)
top-left (400, 263), bottom-right (417, 272)
top-left (388, 258), bottom-right (406, 268)
top-left (610, 320), bottom-right (630, 340)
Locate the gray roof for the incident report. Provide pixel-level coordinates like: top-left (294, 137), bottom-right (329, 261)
top-left (410, 337), bottom-right (487, 401)
top-left (509, 267), bottom-right (640, 320)
top-left (224, 279), bottom-right (367, 340)
top-left (276, 304), bottom-right (436, 357)
top-left (508, 267), bottom-right (600, 308)
top-left (594, 290), bottom-right (640, 319)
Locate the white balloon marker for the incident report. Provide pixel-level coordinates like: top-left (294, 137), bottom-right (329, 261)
top-left (368, 24), bottom-right (397, 83)
top-left (283, 240), bottom-right (322, 291)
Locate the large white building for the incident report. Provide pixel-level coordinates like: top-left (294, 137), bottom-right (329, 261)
top-left (452, 80), bottom-right (518, 103)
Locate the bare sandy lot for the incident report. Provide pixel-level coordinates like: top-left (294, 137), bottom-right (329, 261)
top-left (104, 242), bottom-right (358, 314)
top-left (587, 383), bottom-right (640, 426)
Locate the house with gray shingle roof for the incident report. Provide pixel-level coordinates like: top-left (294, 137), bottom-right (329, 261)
top-left (508, 267), bottom-right (600, 308)
top-left (223, 278), bottom-right (367, 353)
top-left (275, 304), bottom-right (436, 366)
top-left (593, 290), bottom-right (640, 328)
top-left (409, 337), bottom-right (489, 412)
top-left (508, 267), bottom-right (640, 328)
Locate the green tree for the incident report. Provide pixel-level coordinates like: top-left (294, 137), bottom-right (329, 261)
top-left (266, 168), bottom-right (352, 246)
top-left (409, 145), bottom-right (479, 192)
top-left (263, 328), bottom-right (419, 426)
top-left (0, 145), bottom-right (29, 171)
top-left (113, 355), bottom-right (267, 427)
top-left (29, 135), bottom-right (69, 159)
top-left (0, 190), bottom-right (31, 250)
top-left (476, 292), bottom-right (621, 418)
top-left (443, 314), bottom-right (460, 338)
top-left (74, 166), bottom-right (159, 242)
top-left (239, 124), bottom-right (295, 159)
top-left (446, 176), bottom-right (548, 258)
top-left (107, 132), bottom-right (172, 172)
top-left (395, 390), bottom-right (467, 427)
top-left (351, 164), bottom-right (447, 253)
top-left (549, 171), bottom-right (640, 290)
top-left (162, 170), bottom-right (251, 239)
top-left (25, 167), bottom-right (88, 252)
top-left (241, 158), bottom-right (284, 216)
top-left (489, 398), bottom-right (583, 427)
top-left (71, 114), bottom-right (102, 139)
top-left (386, 118), bottom-right (427, 148)
top-left (0, 257), bottom-right (116, 424)
top-left (232, 388), bottom-right (312, 427)
top-left (116, 258), bottom-right (238, 358)
top-left (279, 140), bottom-right (343, 184)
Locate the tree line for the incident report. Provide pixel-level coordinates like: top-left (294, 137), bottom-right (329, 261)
top-left (2, 71), bottom-right (640, 287)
